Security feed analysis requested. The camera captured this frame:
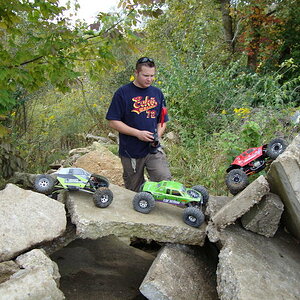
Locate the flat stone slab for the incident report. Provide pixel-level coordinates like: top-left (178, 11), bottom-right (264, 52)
top-left (205, 195), bottom-right (233, 219)
top-left (66, 184), bottom-right (207, 246)
top-left (216, 225), bottom-right (300, 300)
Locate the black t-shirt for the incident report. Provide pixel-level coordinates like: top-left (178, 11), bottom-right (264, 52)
top-left (106, 82), bottom-right (169, 158)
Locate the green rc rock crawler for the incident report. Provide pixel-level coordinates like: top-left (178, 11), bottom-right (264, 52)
top-left (132, 180), bottom-right (209, 228)
top-left (34, 167), bottom-right (113, 208)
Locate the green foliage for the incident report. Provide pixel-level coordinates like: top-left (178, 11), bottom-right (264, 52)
top-left (240, 121), bottom-right (262, 147)
top-left (0, 0), bottom-right (80, 112)
top-left (215, 120), bottom-right (262, 164)
top-left (166, 107), bottom-right (294, 194)
top-left (2, 0), bottom-right (300, 197)
top-left (0, 0), bottom-right (143, 115)
top-left (9, 78), bottom-right (116, 172)
top-left (0, 141), bottom-right (24, 179)
top-left (156, 55), bottom-right (299, 152)
top-left (142, 0), bottom-right (227, 65)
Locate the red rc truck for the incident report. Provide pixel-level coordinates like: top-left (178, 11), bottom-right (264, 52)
top-left (225, 138), bottom-right (288, 195)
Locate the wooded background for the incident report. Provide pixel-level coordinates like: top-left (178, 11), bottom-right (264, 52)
top-left (0, 0), bottom-right (299, 194)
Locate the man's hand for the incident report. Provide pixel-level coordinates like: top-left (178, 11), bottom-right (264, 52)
top-left (108, 120), bottom-right (155, 142)
top-left (136, 130), bottom-right (155, 142)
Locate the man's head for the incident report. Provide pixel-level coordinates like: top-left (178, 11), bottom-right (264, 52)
top-left (135, 57), bottom-right (155, 70)
top-left (134, 57), bottom-right (156, 89)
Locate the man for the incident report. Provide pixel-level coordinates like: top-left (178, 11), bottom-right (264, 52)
top-left (106, 57), bottom-right (172, 192)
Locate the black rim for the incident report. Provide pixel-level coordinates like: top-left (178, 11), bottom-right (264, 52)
top-left (272, 142), bottom-right (283, 153)
top-left (233, 174), bottom-right (241, 183)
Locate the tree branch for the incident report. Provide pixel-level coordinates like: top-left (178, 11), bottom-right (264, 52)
top-left (8, 9), bottom-right (135, 68)
top-left (231, 17), bottom-right (245, 45)
top-left (86, 9), bottom-right (135, 42)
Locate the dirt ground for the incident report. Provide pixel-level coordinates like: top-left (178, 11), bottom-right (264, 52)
top-left (73, 148), bottom-right (125, 187)
top-left (51, 236), bottom-right (157, 300)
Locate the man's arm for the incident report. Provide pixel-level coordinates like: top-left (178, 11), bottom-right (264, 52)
top-left (108, 120), bottom-right (154, 142)
top-left (157, 122), bottom-right (167, 138)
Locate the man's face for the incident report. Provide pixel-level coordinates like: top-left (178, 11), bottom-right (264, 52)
top-left (134, 65), bottom-right (155, 88)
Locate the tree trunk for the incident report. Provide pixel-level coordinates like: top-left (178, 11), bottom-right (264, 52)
top-left (247, 34), bottom-right (260, 71)
top-left (219, 0), bottom-right (235, 53)
top-left (247, 6), bottom-right (263, 71)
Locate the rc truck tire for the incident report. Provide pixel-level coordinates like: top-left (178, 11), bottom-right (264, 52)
top-left (226, 169), bottom-right (249, 195)
top-left (266, 138), bottom-right (288, 159)
top-left (183, 207), bottom-right (205, 227)
top-left (133, 192), bottom-right (155, 214)
top-left (93, 187), bottom-right (113, 208)
top-left (34, 174), bottom-right (56, 195)
top-left (191, 185), bottom-right (209, 205)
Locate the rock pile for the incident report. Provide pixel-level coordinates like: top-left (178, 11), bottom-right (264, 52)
top-left (0, 135), bottom-right (300, 299)
top-left (0, 185), bottom-right (66, 299)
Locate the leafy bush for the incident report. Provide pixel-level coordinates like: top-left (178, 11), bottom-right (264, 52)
top-left (166, 106), bottom-right (295, 195)
top-left (10, 79), bottom-right (115, 173)
top-left (156, 56), bottom-right (298, 193)
top-left (158, 56), bottom-right (298, 141)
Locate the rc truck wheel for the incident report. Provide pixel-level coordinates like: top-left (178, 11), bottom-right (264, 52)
top-left (93, 187), bottom-right (113, 208)
top-left (266, 138), bottom-right (288, 159)
top-left (191, 185), bottom-right (209, 205)
top-left (226, 169), bottom-right (249, 195)
top-left (133, 192), bottom-right (155, 214)
top-left (183, 207), bottom-right (205, 228)
top-left (34, 174), bottom-right (56, 195)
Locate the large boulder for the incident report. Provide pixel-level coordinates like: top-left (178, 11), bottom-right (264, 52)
top-left (72, 142), bottom-right (124, 187)
top-left (216, 225), bottom-right (300, 300)
top-left (66, 184), bottom-right (207, 246)
top-left (16, 249), bottom-right (61, 285)
top-left (0, 249), bottom-right (64, 300)
top-left (0, 184), bottom-right (66, 262)
top-left (140, 243), bottom-right (218, 300)
top-left (241, 192), bottom-right (284, 237)
top-left (267, 134), bottom-right (300, 240)
top-left (0, 261), bottom-right (19, 284)
top-left (7, 172), bottom-right (37, 189)
top-left (38, 221), bottom-right (78, 256)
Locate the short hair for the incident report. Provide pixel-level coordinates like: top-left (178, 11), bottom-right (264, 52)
top-left (136, 57), bottom-right (155, 71)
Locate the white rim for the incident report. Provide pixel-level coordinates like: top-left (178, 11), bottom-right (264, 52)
top-left (139, 200), bottom-right (148, 208)
top-left (39, 179), bottom-right (49, 187)
top-left (188, 215), bottom-right (197, 223)
top-left (100, 195), bottom-right (109, 203)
